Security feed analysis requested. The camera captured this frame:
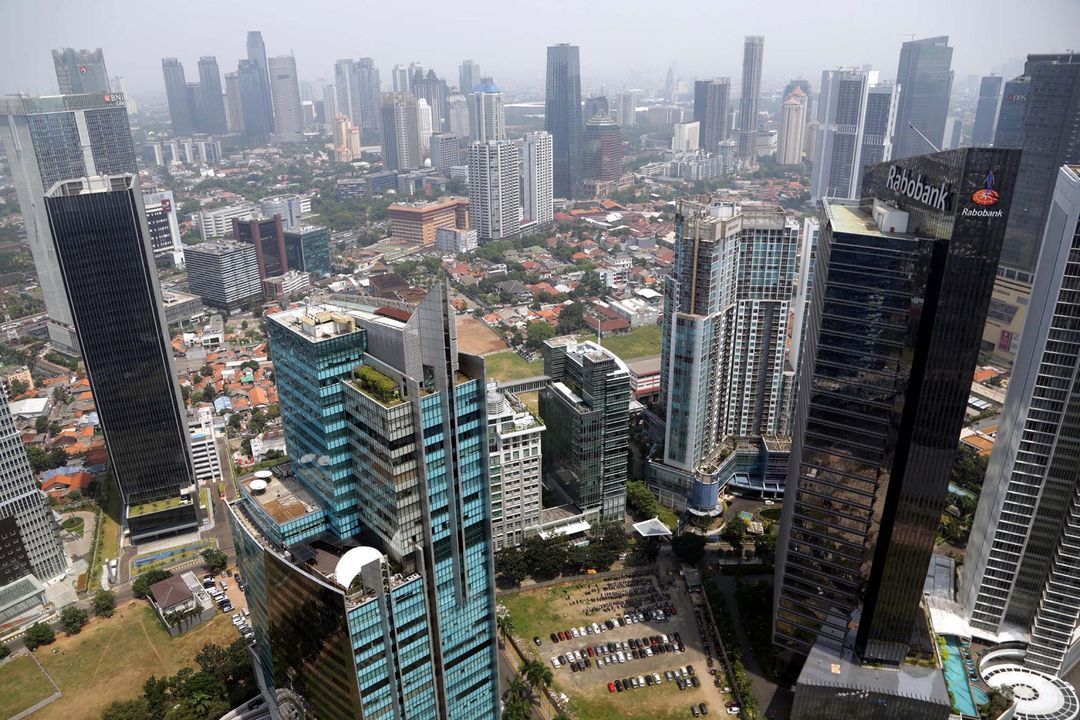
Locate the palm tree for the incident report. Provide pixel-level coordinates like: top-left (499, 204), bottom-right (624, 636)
top-left (496, 613), bottom-right (514, 648)
top-left (502, 695), bottom-right (531, 720)
top-left (505, 674), bottom-right (529, 702)
top-left (520, 659), bottom-right (553, 699)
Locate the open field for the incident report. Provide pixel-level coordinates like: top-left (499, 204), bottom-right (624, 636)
top-left (501, 565), bottom-right (735, 720)
top-left (516, 390), bottom-right (540, 416)
top-left (8, 601), bottom-right (238, 720)
top-left (0, 655), bottom-right (56, 718)
top-left (456, 315), bottom-right (508, 355)
top-left (578, 325), bottom-right (662, 361)
top-left (484, 352), bottom-right (544, 382)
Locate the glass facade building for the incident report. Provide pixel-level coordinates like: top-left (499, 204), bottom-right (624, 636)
top-left (44, 175), bottom-right (198, 539)
top-left (545, 44), bottom-right (583, 199)
top-left (231, 284), bottom-right (499, 719)
top-left (283, 224), bottom-right (331, 277)
top-left (774, 148), bottom-right (1023, 673)
top-left (891, 36), bottom-right (954, 160)
top-left (693, 78), bottom-right (731, 152)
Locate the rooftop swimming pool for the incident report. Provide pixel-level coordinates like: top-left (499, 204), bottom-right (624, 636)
top-left (941, 635), bottom-right (987, 717)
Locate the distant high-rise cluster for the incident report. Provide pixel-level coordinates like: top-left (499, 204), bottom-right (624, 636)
top-left (545, 43), bottom-right (584, 199)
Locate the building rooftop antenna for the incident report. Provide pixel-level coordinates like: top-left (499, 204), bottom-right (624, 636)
top-left (907, 120), bottom-right (941, 153)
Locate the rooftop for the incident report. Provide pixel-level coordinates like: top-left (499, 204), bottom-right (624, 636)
top-left (824, 199), bottom-right (913, 239)
top-left (240, 470), bottom-right (321, 523)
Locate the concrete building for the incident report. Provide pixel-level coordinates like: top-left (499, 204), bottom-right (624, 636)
top-left (196, 56), bottom-right (228, 134)
top-left (672, 121), bottom-right (700, 153)
top-left (0, 92), bottom-right (137, 353)
top-left (189, 417), bottom-right (223, 486)
top-left (546, 44), bottom-right (584, 199)
top-left (52, 47), bottom-right (109, 94)
top-left (522, 131), bottom-right (554, 226)
top-left (46, 174), bottom-right (200, 541)
top-left (263, 270), bottom-right (311, 299)
top-left (459, 59), bottom-right (480, 94)
top-left (486, 385), bottom-right (544, 550)
top-left (381, 92), bottom-right (420, 172)
top-left (233, 215), bottom-right (287, 281)
top-left (355, 58), bottom-right (381, 133)
top-left (540, 338), bottom-right (630, 523)
top-left (417, 99), bottom-right (433, 152)
top-left (892, 36), bottom-right (954, 159)
top-left (283, 225), bottom-right (331, 277)
top-left (694, 78), bottom-right (731, 151)
top-left (811, 69), bottom-right (873, 200)
top-left (468, 140), bottom-right (520, 241)
top-left (858, 81), bottom-right (900, 183)
top-left (583, 114), bottom-right (623, 184)
top-left (258, 195), bottom-right (305, 231)
top-left (161, 57), bottom-right (193, 135)
top-left (184, 241), bottom-right (263, 311)
top-left (468, 81), bottom-right (505, 142)
top-left (777, 94), bottom-right (806, 165)
top-left (447, 94), bottom-right (469, 137)
top-left (197, 203), bottom-right (258, 240)
top-left (737, 36), bottom-right (765, 165)
top-left (430, 132), bottom-right (460, 173)
top-left (161, 290), bottom-right (203, 326)
top-left (387, 197), bottom-right (469, 245)
top-left (229, 286), bottom-right (500, 719)
top-left (616, 90), bottom-right (639, 128)
top-left (268, 56), bottom-right (303, 141)
top-left (434, 226), bottom-right (477, 253)
top-left (143, 190), bottom-right (184, 267)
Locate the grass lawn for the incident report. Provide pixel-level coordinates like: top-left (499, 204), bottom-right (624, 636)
top-left (22, 601), bottom-right (237, 720)
top-left (0, 655), bottom-right (56, 718)
top-left (500, 579), bottom-right (610, 647)
top-left (132, 539), bottom-right (216, 576)
top-left (758, 507), bottom-right (782, 522)
top-left (516, 390), bottom-right (540, 416)
top-left (89, 494), bottom-right (121, 592)
top-left (577, 325), bottom-right (662, 361)
top-left (484, 352), bottom-right (544, 382)
top-left (61, 516), bottom-right (85, 536)
top-left (570, 681), bottom-right (704, 720)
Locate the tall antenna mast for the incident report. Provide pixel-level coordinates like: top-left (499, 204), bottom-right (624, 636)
top-left (907, 120), bottom-right (941, 153)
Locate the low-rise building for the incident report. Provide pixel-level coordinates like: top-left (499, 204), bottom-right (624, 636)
top-left (387, 197), bottom-right (469, 245)
top-left (189, 418), bottom-right (223, 485)
top-left (161, 290), bottom-right (204, 326)
top-left (197, 203), bottom-right (257, 240)
top-left (486, 385), bottom-right (544, 550)
top-left (185, 241), bottom-right (263, 312)
top-left (263, 270), bottom-right (311, 300)
top-left (435, 226), bottom-right (478, 253)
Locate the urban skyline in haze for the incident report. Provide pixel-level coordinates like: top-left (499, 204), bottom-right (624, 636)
top-left (1, 0), bottom-right (1076, 96)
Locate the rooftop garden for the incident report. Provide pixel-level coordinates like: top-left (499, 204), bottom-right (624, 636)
top-left (353, 365), bottom-right (402, 406)
top-left (127, 495), bottom-right (187, 518)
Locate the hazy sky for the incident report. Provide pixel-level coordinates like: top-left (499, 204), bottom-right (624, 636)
top-left (2, 0), bottom-right (1076, 99)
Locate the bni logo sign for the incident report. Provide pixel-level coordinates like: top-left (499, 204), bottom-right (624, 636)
top-left (971, 169), bottom-right (1000, 206)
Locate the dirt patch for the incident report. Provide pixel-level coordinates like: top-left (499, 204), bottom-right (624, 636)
top-left (455, 315), bottom-right (508, 356)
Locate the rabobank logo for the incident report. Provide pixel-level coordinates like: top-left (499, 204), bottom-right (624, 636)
top-left (963, 169), bottom-right (1005, 218)
top-left (886, 165), bottom-right (954, 212)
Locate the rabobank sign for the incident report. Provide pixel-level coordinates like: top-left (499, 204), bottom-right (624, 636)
top-left (886, 165), bottom-right (954, 213)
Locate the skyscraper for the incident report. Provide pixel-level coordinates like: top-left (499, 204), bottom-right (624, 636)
top-left (0, 382), bottom-right (67, 582)
top-left (355, 58), bottom-right (382, 133)
top-left (616, 90), bottom-right (639, 128)
top-left (971, 75), bottom-right (1003, 146)
top-left (381, 92), bottom-right (420, 172)
top-left (994, 74), bottom-right (1030, 149)
top-left (584, 95), bottom-right (609, 122)
top-left (964, 164), bottom-right (1080, 676)
top-left (417, 99), bottom-right (433, 152)
top-left (161, 58), bottom-right (194, 135)
top-left (583, 114), bottom-right (624, 183)
top-left (737, 36), bottom-right (765, 164)
top-left (664, 66), bottom-right (676, 103)
top-left (143, 190), bottom-right (184, 267)
top-left (197, 56), bottom-right (228, 134)
top-left (522, 130), bottom-right (554, 226)
top-left (773, 148), bottom-right (1022, 695)
top-left (110, 75), bottom-right (137, 115)
top-left (694, 78), bottom-right (732, 152)
top-left (468, 80), bottom-right (505, 141)
top-left (430, 132), bottom-right (460, 174)
top-left (392, 64), bottom-right (410, 94)
top-left (412, 70), bottom-right (448, 132)
top-left (229, 286), bottom-right (500, 719)
top-left (237, 59), bottom-right (272, 142)
top-left (447, 94), bottom-right (469, 137)
top-left (811, 69), bottom-right (872, 201)
top-left (0, 93), bottom-right (137, 353)
top-left (545, 44), bottom-right (584, 199)
top-left (334, 59), bottom-right (363, 127)
top-left (540, 338), bottom-right (630, 522)
top-left (468, 140), bottom-right (520, 241)
top-left (859, 81), bottom-right (900, 173)
top-left (650, 200), bottom-right (798, 512)
top-left (52, 48), bottom-right (109, 94)
top-left (268, 56), bottom-right (303, 141)
top-left (245, 31), bottom-right (275, 135)
top-left (45, 174), bottom-right (199, 541)
top-left (224, 72), bottom-right (243, 133)
top-left (998, 54), bottom-right (1080, 285)
top-left (777, 93), bottom-right (806, 165)
top-left (459, 59), bottom-right (480, 93)
top-left (892, 36), bottom-right (954, 159)
top-left (486, 386), bottom-right (545, 550)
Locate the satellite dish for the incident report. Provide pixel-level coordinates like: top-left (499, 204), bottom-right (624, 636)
top-left (249, 479), bottom-right (268, 493)
top-left (253, 470), bottom-right (273, 479)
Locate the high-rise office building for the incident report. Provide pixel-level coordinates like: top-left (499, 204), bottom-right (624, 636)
top-left (0, 382), bottom-right (67, 583)
top-left (694, 78), bottom-right (731, 152)
top-left (773, 148), bottom-right (1022, 708)
top-left (617, 90), bottom-right (639, 128)
top-left (417, 99), bottom-right (433, 152)
top-left (522, 130), bottom-right (554, 226)
top-left (334, 59), bottom-right (363, 127)
top-left (583, 114), bottom-right (623, 183)
top-left (355, 58), bottom-right (382, 133)
top-left (664, 66), bottom-right (676, 103)
top-left (584, 95), bottom-right (609, 122)
top-left (229, 285), bottom-right (500, 719)
top-left (224, 72), bottom-right (244, 133)
top-left (468, 140), bottom-right (520, 241)
top-left (52, 48), bottom-right (109, 94)
top-left (110, 75), bottom-right (137, 115)
top-left (162, 58), bottom-right (194, 135)
top-left (811, 69), bottom-right (872, 201)
top-left (892, 36), bottom-right (954, 159)
top-left (234, 215), bottom-right (287, 280)
top-left (672, 121), bottom-right (700, 153)
top-left (468, 81), bottom-right (505, 142)
top-left (143, 190), bottom-right (184, 267)
top-left (999, 54), bottom-right (1080, 286)
top-left (459, 59), bottom-right (480, 93)
top-left (185, 241), bottom-right (262, 311)
top-left (859, 81), bottom-right (900, 176)
top-left (412, 69), bottom-right (448, 132)
top-left (447, 94), bottom-right (469, 137)
top-left (737, 36), bottom-right (765, 164)
top-left (268, 56), bottom-right (303, 141)
top-left (487, 385), bottom-right (545, 550)
top-left (197, 56), bottom-right (228, 134)
top-left (430, 132), bottom-right (460, 174)
top-left (964, 164), bottom-right (1080, 676)
top-left (777, 93), bottom-right (806, 165)
top-left (392, 64), bottom-right (410, 94)
top-left (994, 74), bottom-right (1030, 149)
top-left (283, 225), bottom-right (330, 277)
top-left (0, 93), bottom-right (137, 353)
top-left (540, 338), bottom-right (630, 522)
top-left (245, 31), bottom-right (275, 135)
top-left (650, 200), bottom-right (798, 512)
top-left (237, 59), bottom-right (271, 142)
top-left (45, 174), bottom-right (200, 541)
top-left (545, 44), bottom-right (584, 199)
top-left (381, 92), bottom-right (420, 172)
top-left (972, 75), bottom-right (1004, 146)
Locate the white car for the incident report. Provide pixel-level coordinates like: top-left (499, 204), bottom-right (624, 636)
top-left (571, 627), bottom-right (580, 638)
top-left (727, 708), bottom-right (740, 715)
top-left (551, 657), bottom-right (561, 668)
top-left (652, 673), bottom-right (662, 684)
top-left (645, 647), bottom-right (654, 657)
top-left (578, 626), bottom-right (587, 637)
top-left (617, 651), bottom-right (626, 663)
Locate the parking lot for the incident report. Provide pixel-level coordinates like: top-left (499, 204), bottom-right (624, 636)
top-left (503, 564), bottom-right (737, 719)
top-left (202, 568), bottom-right (253, 641)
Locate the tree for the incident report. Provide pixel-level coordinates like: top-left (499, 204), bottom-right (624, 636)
top-left (557, 302), bottom-right (586, 334)
top-left (494, 546), bottom-right (528, 585)
top-left (625, 479), bottom-right (664, 520)
top-left (201, 548), bottom-right (228, 574)
top-left (92, 589), bottom-right (117, 617)
top-left (525, 321), bottom-right (556, 350)
top-left (722, 517), bottom-right (749, 550)
top-left (587, 522), bottom-right (630, 571)
top-left (34, 414), bottom-right (48, 435)
top-left (671, 533), bottom-right (708, 564)
top-left (520, 658), bottom-right (553, 697)
top-left (522, 535), bottom-right (567, 581)
top-left (101, 698), bottom-right (152, 720)
top-left (754, 533), bottom-right (777, 565)
top-left (0, 642), bottom-right (10, 660)
top-left (60, 606), bottom-right (88, 634)
top-left (8, 378), bottom-right (28, 397)
top-left (133, 568), bottom-right (173, 599)
top-left (24, 621), bottom-right (55, 650)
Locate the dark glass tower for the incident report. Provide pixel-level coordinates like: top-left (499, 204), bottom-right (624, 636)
top-left (737, 36), bottom-right (764, 164)
top-left (693, 78), bottom-right (731, 152)
top-left (52, 48), bottom-right (110, 94)
top-left (161, 57), bottom-right (194, 135)
top-left (971, 75), bottom-right (1003, 146)
top-left (774, 148), bottom-right (1022, 672)
top-left (891, 36), bottom-right (954, 159)
top-left (44, 175), bottom-right (198, 541)
top-left (237, 59), bottom-right (272, 142)
top-left (197, 56), bottom-right (228, 134)
top-left (993, 74), bottom-right (1030, 148)
top-left (545, 44), bottom-right (583, 199)
top-left (245, 31), bottom-right (275, 135)
top-left (998, 53), bottom-right (1080, 283)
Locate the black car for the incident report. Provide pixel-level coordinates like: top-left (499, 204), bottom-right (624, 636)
top-left (615, 679), bottom-right (623, 692)
top-left (674, 631), bottom-right (682, 643)
top-left (558, 655), bottom-right (566, 664)
top-left (699, 703), bottom-right (708, 715)
top-left (676, 678), bottom-right (685, 690)
top-left (686, 664), bottom-right (695, 675)
top-left (691, 676), bottom-right (701, 688)
top-left (550, 633), bottom-right (559, 643)
top-left (534, 636), bottom-right (542, 646)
